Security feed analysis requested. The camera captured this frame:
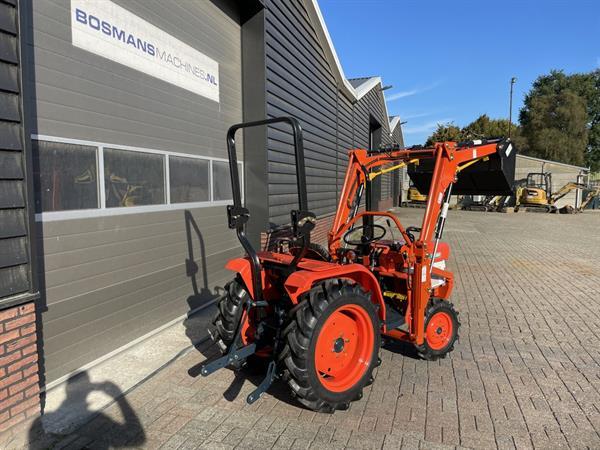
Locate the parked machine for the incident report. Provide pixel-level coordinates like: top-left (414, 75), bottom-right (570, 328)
top-left (514, 172), bottom-right (586, 212)
top-left (201, 118), bottom-right (515, 412)
top-left (579, 186), bottom-right (600, 211)
top-left (515, 172), bottom-right (551, 211)
top-left (408, 183), bottom-right (427, 204)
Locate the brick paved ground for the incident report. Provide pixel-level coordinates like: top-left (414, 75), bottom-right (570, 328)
top-left (33, 210), bottom-right (600, 449)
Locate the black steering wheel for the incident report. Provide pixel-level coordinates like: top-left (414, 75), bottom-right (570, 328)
top-left (343, 224), bottom-right (387, 246)
top-left (405, 226), bottom-right (421, 243)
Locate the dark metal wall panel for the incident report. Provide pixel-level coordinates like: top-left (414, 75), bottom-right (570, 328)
top-left (24, 0), bottom-right (245, 382)
top-left (265, 0), bottom-right (397, 224)
top-left (0, 179), bottom-right (24, 207)
top-left (392, 124), bottom-right (404, 147)
top-left (0, 264), bottom-right (28, 298)
top-left (340, 85), bottom-right (393, 204)
top-left (0, 208), bottom-right (26, 238)
top-left (265, 0), bottom-right (338, 224)
top-left (0, 0), bottom-right (31, 302)
top-left (0, 150), bottom-right (22, 178)
top-left (0, 236), bottom-right (27, 268)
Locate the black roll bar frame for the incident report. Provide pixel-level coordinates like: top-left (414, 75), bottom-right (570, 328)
top-left (226, 117), bottom-right (315, 302)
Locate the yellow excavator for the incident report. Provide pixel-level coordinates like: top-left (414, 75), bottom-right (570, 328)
top-left (408, 184), bottom-right (427, 203)
top-left (514, 172), bottom-right (586, 212)
top-left (579, 186), bottom-right (600, 211)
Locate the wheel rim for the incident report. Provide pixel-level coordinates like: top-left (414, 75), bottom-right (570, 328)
top-left (425, 311), bottom-right (453, 351)
top-left (314, 304), bottom-right (374, 393)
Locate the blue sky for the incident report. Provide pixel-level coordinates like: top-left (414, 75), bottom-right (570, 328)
top-left (319, 0), bottom-right (600, 145)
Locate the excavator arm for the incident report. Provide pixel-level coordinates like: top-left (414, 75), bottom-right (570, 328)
top-left (549, 182), bottom-right (587, 204)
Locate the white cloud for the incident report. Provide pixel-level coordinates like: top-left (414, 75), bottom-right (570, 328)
top-left (386, 81), bottom-right (442, 102)
top-left (401, 112), bottom-right (434, 120)
top-left (402, 119), bottom-right (453, 135)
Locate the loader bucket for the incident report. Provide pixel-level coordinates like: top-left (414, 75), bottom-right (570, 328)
top-left (408, 139), bottom-right (516, 195)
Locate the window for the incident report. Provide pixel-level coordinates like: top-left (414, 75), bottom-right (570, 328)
top-left (32, 140), bottom-right (98, 212)
top-left (212, 161), bottom-right (243, 201)
top-left (169, 155), bottom-right (210, 203)
top-left (32, 135), bottom-right (244, 220)
top-left (104, 148), bottom-right (165, 207)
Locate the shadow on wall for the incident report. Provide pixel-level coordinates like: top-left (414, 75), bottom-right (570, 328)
top-left (182, 210), bottom-right (224, 349)
top-left (27, 371), bottom-right (145, 449)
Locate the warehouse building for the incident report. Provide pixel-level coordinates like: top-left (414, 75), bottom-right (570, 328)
top-left (0, 0), bottom-right (405, 435)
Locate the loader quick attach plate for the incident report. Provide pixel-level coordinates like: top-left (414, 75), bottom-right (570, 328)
top-left (408, 140), bottom-right (516, 195)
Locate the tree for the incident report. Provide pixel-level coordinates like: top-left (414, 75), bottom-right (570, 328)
top-left (425, 114), bottom-right (523, 146)
top-left (519, 70), bottom-right (600, 170)
top-left (520, 89), bottom-right (588, 166)
top-left (463, 115), bottom-right (510, 139)
top-left (425, 122), bottom-right (464, 146)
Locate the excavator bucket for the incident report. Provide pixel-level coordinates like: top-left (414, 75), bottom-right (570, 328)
top-left (408, 139), bottom-right (516, 195)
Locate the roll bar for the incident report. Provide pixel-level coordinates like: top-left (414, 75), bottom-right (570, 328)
top-left (226, 117), bottom-right (315, 302)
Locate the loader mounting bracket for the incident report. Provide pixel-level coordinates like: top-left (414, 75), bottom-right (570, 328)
top-left (227, 205), bottom-right (250, 229)
top-left (291, 209), bottom-right (316, 237)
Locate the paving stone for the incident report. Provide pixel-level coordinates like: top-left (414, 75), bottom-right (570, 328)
top-left (44, 211), bottom-right (600, 449)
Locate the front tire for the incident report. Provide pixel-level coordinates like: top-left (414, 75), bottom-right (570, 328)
top-left (416, 299), bottom-right (460, 361)
top-left (282, 280), bottom-right (380, 412)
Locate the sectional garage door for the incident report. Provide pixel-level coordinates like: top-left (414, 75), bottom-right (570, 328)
top-left (24, 0), bottom-right (243, 383)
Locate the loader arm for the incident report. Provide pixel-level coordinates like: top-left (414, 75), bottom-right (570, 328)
top-left (328, 140), bottom-right (509, 344)
top-left (329, 141), bottom-right (507, 248)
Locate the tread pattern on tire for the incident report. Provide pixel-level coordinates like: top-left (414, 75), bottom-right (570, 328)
top-left (416, 298), bottom-right (460, 361)
top-left (212, 279), bottom-right (248, 355)
top-left (282, 280), bottom-right (379, 412)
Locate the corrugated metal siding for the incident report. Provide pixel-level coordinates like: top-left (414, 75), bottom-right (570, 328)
top-left (265, 0), bottom-right (338, 224)
top-left (335, 93), bottom-right (353, 198)
top-left (26, 0), bottom-right (244, 381)
top-left (265, 0), bottom-right (395, 223)
top-left (349, 85), bottom-right (393, 205)
top-left (392, 123), bottom-right (404, 147)
top-left (390, 123), bottom-right (404, 205)
top-left (0, 0), bottom-right (30, 300)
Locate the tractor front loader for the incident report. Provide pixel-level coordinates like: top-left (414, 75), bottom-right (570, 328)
top-left (200, 117), bottom-right (516, 412)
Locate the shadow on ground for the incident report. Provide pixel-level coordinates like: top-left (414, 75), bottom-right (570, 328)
top-left (186, 337), bottom-right (304, 410)
top-left (27, 371), bottom-right (145, 449)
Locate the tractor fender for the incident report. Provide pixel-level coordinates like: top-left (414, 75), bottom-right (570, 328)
top-left (283, 264), bottom-right (386, 322)
top-left (225, 257), bottom-right (258, 299)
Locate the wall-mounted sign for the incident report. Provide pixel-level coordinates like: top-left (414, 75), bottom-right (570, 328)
top-left (71, 0), bottom-right (219, 103)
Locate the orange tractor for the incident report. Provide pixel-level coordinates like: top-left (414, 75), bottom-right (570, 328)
top-left (201, 117), bottom-right (515, 411)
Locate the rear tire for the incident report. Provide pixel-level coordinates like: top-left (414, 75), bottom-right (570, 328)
top-left (282, 280), bottom-right (380, 412)
top-left (416, 299), bottom-right (460, 361)
top-left (211, 278), bottom-right (249, 368)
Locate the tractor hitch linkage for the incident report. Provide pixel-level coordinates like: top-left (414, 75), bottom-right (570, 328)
top-left (201, 295), bottom-right (281, 404)
top-left (199, 342), bottom-right (257, 377)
